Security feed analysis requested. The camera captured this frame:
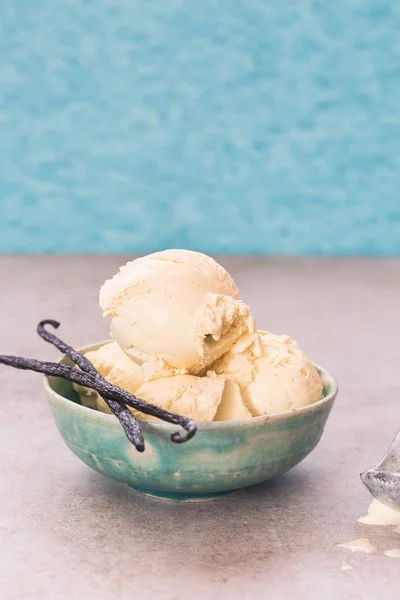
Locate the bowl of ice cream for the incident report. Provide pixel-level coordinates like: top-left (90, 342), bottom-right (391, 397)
top-left (44, 338), bottom-right (337, 502)
top-left (12, 248), bottom-right (335, 502)
top-left (0, 249), bottom-right (338, 501)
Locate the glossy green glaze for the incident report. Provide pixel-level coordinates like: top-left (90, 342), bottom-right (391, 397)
top-left (44, 342), bottom-right (338, 502)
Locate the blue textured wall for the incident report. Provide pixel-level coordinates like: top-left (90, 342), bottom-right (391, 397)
top-left (1, 0), bottom-right (399, 255)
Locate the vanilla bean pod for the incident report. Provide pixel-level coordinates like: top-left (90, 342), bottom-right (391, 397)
top-left (37, 320), bottom-right (145, 451)
top-left (0, 320), bottom-right (197, 449)
top-left (38, 320), bottom-right (197, 443)
top-left (0, 354), bottom-right (145, 452)
top-left (0, 355), bottom-right (83, 379)
top-left (38, 319), bottom-right (98, 375)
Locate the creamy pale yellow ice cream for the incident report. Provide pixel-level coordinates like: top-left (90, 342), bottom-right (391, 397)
top-left (74, 340), bottom-right (251, 421)
top-left (214, 379), bottom-right (252, 421)
top-left (134, 375), bottom-right (225, 421)
top-left (211, 331), bottom-right (323, 416)
top-left (87, 249), bottom-right (322, 423)
top-left (73, 341), bottom-right (144, 414)
top-left (135, 374), bottom-right (251, 422)
top-left (100, 249), bottom-right (257, 379)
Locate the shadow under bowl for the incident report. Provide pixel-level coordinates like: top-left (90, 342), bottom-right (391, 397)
top-left (44, 341), bottom-right (338, 502)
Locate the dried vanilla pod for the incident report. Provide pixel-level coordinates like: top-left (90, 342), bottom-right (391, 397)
top-left (0, 320), bottom-right (197, 451)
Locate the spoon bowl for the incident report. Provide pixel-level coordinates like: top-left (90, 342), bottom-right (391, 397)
top-left (361, 430), bottom-right (400, 512)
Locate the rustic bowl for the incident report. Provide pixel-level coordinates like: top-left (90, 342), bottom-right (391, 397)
top-left (44, 341), bottom-right (338, 502)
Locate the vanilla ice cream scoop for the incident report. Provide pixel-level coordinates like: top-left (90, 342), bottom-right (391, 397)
top-left (212, 331), bottom-right (323, 416)
top-left (133, 374), bottom-right (226, 422)
top-left (214, 379), bottom-right (252, 421)
top-left (73, 341), bottom-right (144, 414)
top-left (135, 374), bottom-right (251, 422)
top-left (100, 250), bottom-right (256, 377)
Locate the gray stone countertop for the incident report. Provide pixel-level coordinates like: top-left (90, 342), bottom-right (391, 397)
top-left (1, 257), bottom-right (400, 600)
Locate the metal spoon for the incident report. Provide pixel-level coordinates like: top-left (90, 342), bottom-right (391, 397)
top-left (360, 430), bottom-right (400, 512)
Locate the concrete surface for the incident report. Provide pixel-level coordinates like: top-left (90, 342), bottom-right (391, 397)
top-left (1, 257), bottom-right (400, 600)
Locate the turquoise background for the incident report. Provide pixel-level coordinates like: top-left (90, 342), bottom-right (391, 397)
top-left (0, 0), bottom-right (399, 255)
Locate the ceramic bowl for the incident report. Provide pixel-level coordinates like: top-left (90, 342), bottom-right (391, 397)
top-left (44, 341), bottom-right (338, 502)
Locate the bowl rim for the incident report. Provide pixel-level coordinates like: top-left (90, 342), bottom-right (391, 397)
top-left (43, 339), bottom-right (338, 432)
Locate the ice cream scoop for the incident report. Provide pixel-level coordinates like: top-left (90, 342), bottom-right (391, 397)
top-left (133, 374), bottom-right (226, 422)
top-left (100, 250), bottom-right (257, 378)
top-left (73, 337), bottom-right (251, 422)
top-left (212, 331), bottom-right (322, 416)
top-left (73, 340), bottom-right (144, 413)
top-left (214, 379), bottom-right (252, 421)
top-left (134, 374), bottom-right (251, 422)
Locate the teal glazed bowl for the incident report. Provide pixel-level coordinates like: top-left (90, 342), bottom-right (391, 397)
top-left (44, 342), bottom-right (338, 502)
